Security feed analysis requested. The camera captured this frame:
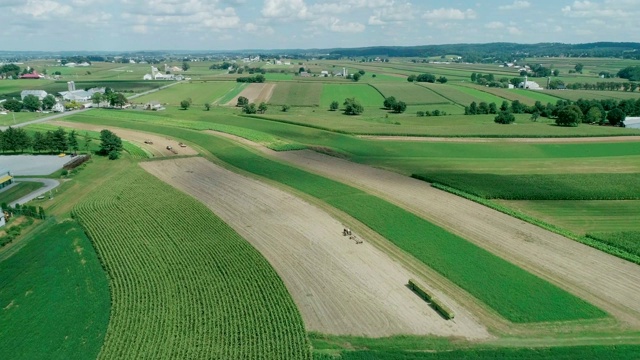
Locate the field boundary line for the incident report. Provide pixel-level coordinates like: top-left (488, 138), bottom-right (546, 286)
top-left (414, 83), bottom-right (463, 106)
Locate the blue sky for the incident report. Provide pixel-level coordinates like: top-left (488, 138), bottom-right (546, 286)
top-left (2, 0), bottom-right (639, 51)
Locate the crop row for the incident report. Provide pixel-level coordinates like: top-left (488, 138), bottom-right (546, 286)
top-left (72, 168), bottom-right (311, 359)
top-left (407, 279), bottom-right (454, 320)
top-left (70, 117), bottom-right (608, 324)
top-left (412, 172), bottom-right (640, 200)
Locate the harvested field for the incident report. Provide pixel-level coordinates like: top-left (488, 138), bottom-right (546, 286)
top-left (266, 149), bottom-right (640, 328)
top-left (226, 83), bottom-right (276, 106)
top-left (141, 157), bottom-right (489, 339)
top-left (50, 121), bottom-right (198, 157)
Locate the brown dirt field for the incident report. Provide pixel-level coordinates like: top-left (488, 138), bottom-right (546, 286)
top-left (265, 149), bottom-right (640, 329)
top-left (141, 157), bottom-right (490, 339)
top-left (225, 83), bottom-right (276, 106)
top-left (359, 135), bottom-right (640, 143)
top-left (50, 121), bottom-right (198, 157)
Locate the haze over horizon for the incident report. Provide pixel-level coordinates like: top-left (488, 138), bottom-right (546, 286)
top-left (1, 0), bottom-right (639, 52)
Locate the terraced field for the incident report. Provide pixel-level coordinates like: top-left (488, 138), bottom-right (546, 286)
top-left (73, 167), bottom-right (311, 359)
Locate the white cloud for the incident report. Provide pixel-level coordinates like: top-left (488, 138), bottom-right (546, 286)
top-left (499, 1), bottom-right (531, 10)
top-left (422, 8), bottom-right (476, 21)
top-left (507, 26), bottom-right (522, 35)
top-left (368, 2), bottom-right (413, 26)
top-left (13, 0), bottom-right (72, 18)
top-left (262, 0), bottom-right (310, 19)
top-left (561, 0), bottom-right (639, 18)
top-left (485, 21), bottom-right (505, 29)
top-left (244, 22), bottom-right (275, 35)
top-left (312, 16), bottom-right (365, 33)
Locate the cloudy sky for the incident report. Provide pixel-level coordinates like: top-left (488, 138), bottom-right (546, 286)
top-left (2, 0), bottom-right (639, 51)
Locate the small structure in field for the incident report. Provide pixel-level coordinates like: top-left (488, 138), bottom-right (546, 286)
top-left (624, 117), bottom-right (640, 129)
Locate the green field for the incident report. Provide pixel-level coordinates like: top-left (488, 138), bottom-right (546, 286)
top-left (547, 89), bottom-right (640, 102)
top-left (371, 83), bottom-right (451, 105)
top-left (321, 84), bottom-right (385, 108)
top-left (588, 232), bottom-right (640, 257)
top-left (415, 83), bottom-right (503, 106)
top-left (268, 82), bottom-right (323, 106)
top-left (0, 220), bottom-right (110, 360)
top-left (133, 81), bottom-right (238, 105)
top-left (73, 166), bottom-right (311, 359)
top-left (412, 173), bottom-right (640, 200)
top-left (0, 181), bottom-right (44, 205)
top-left (64, 114), bottom-right (608, 323)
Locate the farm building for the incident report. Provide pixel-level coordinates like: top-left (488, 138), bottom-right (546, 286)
top-left (52, 102), bottom-right (65, 113)
top-left (19, 71), bottom-right (42, 79)
top-left (519, 76), bottom-right (542, 90)
top-left (0, 170), bottom-right (13, 190)
top-left (624, 117), bottom-right (640, 129)
top-left (59, 87), bottom-right (105, 102)
top-left (20, 90), bottom-right (48, 100)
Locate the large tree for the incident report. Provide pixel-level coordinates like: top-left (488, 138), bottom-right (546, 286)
top-left (2, 99), bottom-right (22, 112)
top-left (182, 62), bottom-right (190, 71)
top-left (52, 127), bottom-right (68, 152)
top-left (343, 98), bottom-right (364, 115)
top-left (68, 130), bottom-right (79, 152)
top-left (32, 131), bottom-right (48, 153)
top-left (392, 101), bottom-right (407, 113)
top-left (556, 106), bottom-right (582, 127)
top-left (42, 94), bottom-right (56, 110)
top-left (91, 92), bottom-right (103, 108)
top-left (237, 96), bottom-right (249, 107)
top-left (383, 96), bottom-right (397, 110)
top-left (494, 111), bottom-right (515, 124)
top-left (22, 95), bottom-right (42, 112)
top-left (99, 129), bottom-right (123, 159)
top-left (329, 100), bottom-right (339, 111)
top-left (607, 108), bottom-right (626, 126)
top-left (180, 100), bottom-right (191, 110)
top-left (258, 102), bottom-right (268, 114)
top-left (108, 92), bottom-right (128, 108)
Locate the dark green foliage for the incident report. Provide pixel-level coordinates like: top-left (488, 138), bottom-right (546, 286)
top-left (407, 74), bottom-right (416, 82)
top-left (556, 105), bottom-right (582, 127)
top-left (180, 99), bottom-right (191, 110)
top-left (312, 345), bottom-right (640, 360)
top-left (415, 73), bottom-right (436, 83)
top-left (236, 74), bottom-right (265, 83)
top-left (494, 111), bottom-right (515, 124)
top-left (42, 94), bottom-right (56, 110)
top-left (2, 99), bottom-right (22, 112)
top-left (383, 96), bottom-right (397, 110)
top-left (330, 100), bottom-right (339, 111)
top-left (392, 101), bottom-right (407, 113)
top-left (22, 95), bottom-right (41, 112)
top-left (68, 130), bottom-right (79, 152)
top-left (281, 104), bottom-right (291, 112)
top-left (617, 65), bottom-right (640, 81)
top-left (237, 96), bottom-right (249, 107)
top-left (343, 98), bottom-right (364, 115)
top-left (587, 232), bottom-right (640, 257)
top-left (607, 108), bottom-right (625, 126)
top-left (436, 76), bottom-right (448, 84)
top-left (412, 172), bottom-right (640, 200)
top-left (243, 103), bottom-right (257, 114)
top-left (98, 129), bottom-right (122, 158)
top-left (0, 220), bottom-right (110, 359)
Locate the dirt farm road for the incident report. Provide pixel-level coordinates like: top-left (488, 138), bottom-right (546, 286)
top-left (142, 157), bottom-right (490, 339)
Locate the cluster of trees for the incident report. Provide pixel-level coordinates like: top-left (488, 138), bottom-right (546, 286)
top-left (236, 74), bottom-right (266, 83)
top-left (347, 70), bottom-right (366, 82)
top-left (487, 97), bottom-right (639, 127)
top-left (523, 64), bottom-right (560, 78)
top-left (209, 61), bottom-right (233, 70)
top-left (241, 102), bottom-right (268, 114)
top-left (568, 81), bottom-right (639, 91)
top-left (233, 66), bottom-right (266, 75)
top-left (465, 101), bottom-right (499, 115)
top-left (417, 110), bottom-right (447, 117)
top-left (0, 127), bottom-right (80, 153)
top-left (180, 98), bottom-right (193, 110)
top-left (2, 94), bottom-right (57, 113)
top-left (0, 64), bottom-right (21, 78)
top-left (343, 98), bottom-right (364, 115)
top-left (2, 203), bottom-right (46, 220)
top-left (99, 129), bottom-right (123, 159)
top-left (383, 96), bottom-right (407, 113)
top-left (618, 66), bottom-right (640, 81)
top-left (407, 73), bottom-right (447, 83)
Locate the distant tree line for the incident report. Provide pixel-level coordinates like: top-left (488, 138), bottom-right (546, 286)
top-left (407, 73), bottom-right (447, 84)
top-left (469, 98), bottom-right (640, 127)
top-left (236, 74), bottom-right (266, 83)
top-left (0, 127), bottom-right (80, 153)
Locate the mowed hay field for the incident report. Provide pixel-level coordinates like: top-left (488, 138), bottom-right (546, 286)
top-left (268, 82), bottom-right (323, 106)
top-left (133, 81), bottom-right (238, 105)
top-left (0, 220), bottom-right (110, 360)
top-left (73, 166), bottom-right (311, 359)
top-left (371, 83), bottom-right (451, 105)
top-left (321, 84), bottom-right (385, 107)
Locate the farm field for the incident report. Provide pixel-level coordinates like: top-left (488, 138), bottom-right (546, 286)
top-left (415, 83), bottom-right (501, 106)
top-left (60, 118), bottom-right (611, 324)
top-left (448, 85), bottom-right (508, 105)
top-left (371, 83), bottom-right (451, 105)
top-left (0, 220), bottom-right (110, 360)
top-left (267, 82), bottom-right (323, 106)
top-left (547, 89), bottom-right (640, 102)
top-left (142, 157), bottom-right (489, 339)
top-left (226, 83), bottom-right (275, 105)
top-left (132, 81), bottom-right (237, 106)
top-left (320, 84), bottom-right (385, 108)
top-left (73, 165), bottom-right (311, 359)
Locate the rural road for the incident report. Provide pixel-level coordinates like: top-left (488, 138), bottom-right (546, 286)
top-left (9, 178), bottom-right (60, 207)
top-left (1, 81), bottom-right (182, 130)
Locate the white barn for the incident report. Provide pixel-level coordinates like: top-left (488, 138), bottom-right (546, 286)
top-left (623, 117), bottom-right (640, 129)
top-left (20, 90), bottom-right (48, 100)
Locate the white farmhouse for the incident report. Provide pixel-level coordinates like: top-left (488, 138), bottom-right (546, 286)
top-left (52, 102), bottom-right (65, 113)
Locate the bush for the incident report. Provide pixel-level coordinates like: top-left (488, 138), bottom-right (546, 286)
top-left (281, 104), bottom-right (291, 112)
top-left (494, 111), bottom-right (515, 124)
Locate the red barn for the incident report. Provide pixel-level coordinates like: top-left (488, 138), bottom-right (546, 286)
top-left (20, 71), bottom-right (42, 79)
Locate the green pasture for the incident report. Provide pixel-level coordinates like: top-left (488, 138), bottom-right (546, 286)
top-left (371, 83), bottom-right (451, 105)
top-left (500, 200), bottom-right (640, 235)
top-left (0, 111), bottom-right (50, 126)
top-left (0, 181), bottom-right (44, 204)
top-left (132, 81), bottom-right (237, 105)
top-left (268, 82), bottom-right (323, 106)
top-left (63, 113), bottom-right (609, 323)
top-left (320, 84), bottom-right (385, 107)
top-left (511, 89), bottom-right (566, 104)
top-left (547, 89), bottom-right (640, 102)
top-left (367, 73), bottom-right (406, 82)
top-left (263, 73), bottom-right (295, 81)
top-left (449, 85), bottom-right (509, 105)
top-left (0, 220), bottom-right (110, 360)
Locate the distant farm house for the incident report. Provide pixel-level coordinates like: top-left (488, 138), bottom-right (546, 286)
top-left (624, 117), bottom-right (640, 129)
top-left (20, 71), bottom-right (43, 79)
